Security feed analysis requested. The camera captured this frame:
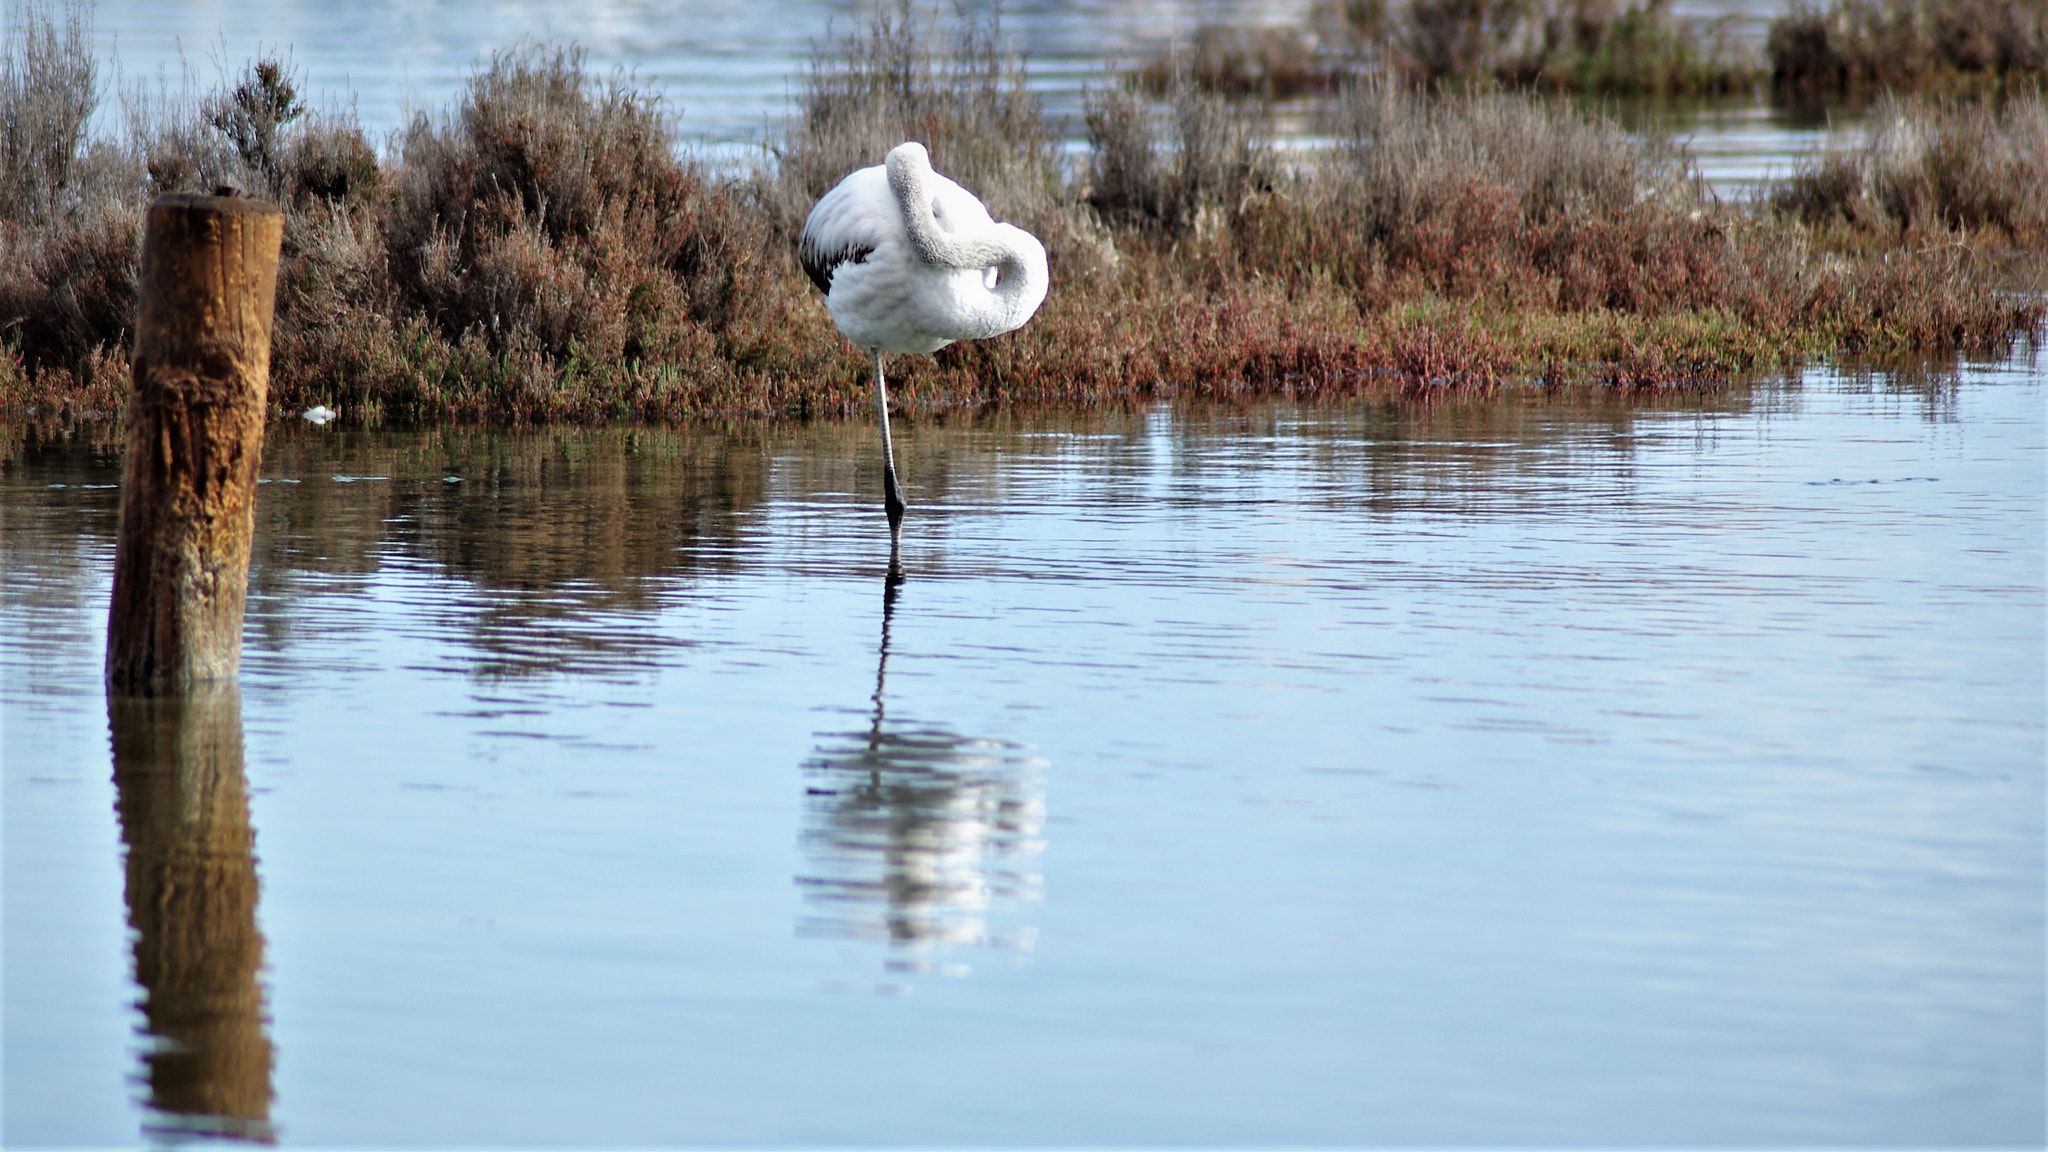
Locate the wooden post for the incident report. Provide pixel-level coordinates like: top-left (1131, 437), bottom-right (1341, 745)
top-left (107, 192), bottom-right (284, 693)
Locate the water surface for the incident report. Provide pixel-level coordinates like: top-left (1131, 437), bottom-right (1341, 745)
top-left (5, 360), bottom-right (2042, 1146)
top-left (89, 0), bottom-right (1838, 192)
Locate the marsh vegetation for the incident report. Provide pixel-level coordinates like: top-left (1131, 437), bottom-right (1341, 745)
top-left (1146, 0), bottom-right (2046, 99)
top-left (1768, 0), bottom-right (2046, 99)
top-left (1151, 0), bottom-right (1761, 97)
top-left (1, 1), bottom-right (2042, 424)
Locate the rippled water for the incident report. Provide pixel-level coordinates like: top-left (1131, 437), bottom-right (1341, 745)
top-left (5, 356), bottom-right (2042, 1146)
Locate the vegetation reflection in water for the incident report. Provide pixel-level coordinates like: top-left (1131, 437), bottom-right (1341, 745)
top-left (2, 364), bottom-right (2038, 1145)
top-left (216, 388), bottom-right (1785, 990)
top-left (4, 381), bottom-right (1796, 706)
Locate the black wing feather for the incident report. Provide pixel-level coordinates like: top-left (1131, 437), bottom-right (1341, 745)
top-left (798, 239), bottom-right (873, 296)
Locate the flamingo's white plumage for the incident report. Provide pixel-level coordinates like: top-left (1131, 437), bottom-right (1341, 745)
top-left (800, 142), bottom-right (1048, 532)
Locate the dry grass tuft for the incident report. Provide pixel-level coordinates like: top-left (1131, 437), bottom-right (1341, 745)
top-left (1083, 75), bottom-right (1276, 238)
top-left (1771, 92), bottom-right (2048, 246)
top-left (1, 0), bottom-right (100, 224)
top-left (1, 1), bottom-right (142, 383)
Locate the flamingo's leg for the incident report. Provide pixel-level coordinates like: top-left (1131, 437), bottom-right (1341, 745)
top-left (872, 349), bottom-right (907, 533)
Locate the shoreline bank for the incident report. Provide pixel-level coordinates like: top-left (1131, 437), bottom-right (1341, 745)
top-left (3, 5), bottom-right (2042, 427)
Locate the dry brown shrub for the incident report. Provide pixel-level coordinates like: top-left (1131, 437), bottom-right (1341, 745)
top-left (1135, 24), bottom-right (1335, 100)
top-left (1306, 0), bottom-right (1755, 94)
top-left (0, 1), bottom-right (147, 381)
top-left (385, 44), bottom-right (771, 368)
top-left (1242, 76), bottom-right (1710, 315)
top-left (1080, 85), bottom-right (1163, 227)
top-left (1084, 75), bottom-right (1276, 238)
top-left (1770, 0), bottom-right (2048, 97)
top-left (1, 0), bottom-right (98, 224)
top-left (1, 201), bottom-right (137, 358)
top-left (123, 61), bottom-right (265, 200)
top-left (1772, 92), bottom-right (2048, 247)
top-left (283, 111), bottom-right (379, 208)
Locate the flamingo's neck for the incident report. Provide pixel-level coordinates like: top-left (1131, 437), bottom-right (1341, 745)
top-left (886, 143), bottom-right (1049, 339)
top-left (887, 144), bottom-right (1009, 272)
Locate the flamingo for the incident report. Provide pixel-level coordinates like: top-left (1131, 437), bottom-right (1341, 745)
top-left (799, 142), bottom-right (1049, 538)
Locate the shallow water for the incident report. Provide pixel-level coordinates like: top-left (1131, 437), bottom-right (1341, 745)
top-left (90, 0), bottom-right (1328, 154)
top-left (5, 356), bottom-right (2042, 1146)
top-left (91, 0), bottom-right (1839, 192)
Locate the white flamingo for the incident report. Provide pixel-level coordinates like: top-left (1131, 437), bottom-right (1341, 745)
top-left (800, 142), bottom-right (1049, 534)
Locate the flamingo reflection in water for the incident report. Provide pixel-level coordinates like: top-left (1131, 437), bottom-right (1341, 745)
top-left (796, 565), bottom-right (1044, 972)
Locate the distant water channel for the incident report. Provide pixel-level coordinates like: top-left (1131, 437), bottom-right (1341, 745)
top-left (5, 356), bottom-right (2042, 1146)
top-left (90, 0), bottom-right (1832, 194)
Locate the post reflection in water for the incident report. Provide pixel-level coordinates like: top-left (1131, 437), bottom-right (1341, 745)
top-left (108, 686), bottom-right (277, 1145)
top-left (796, 560), bottom-right (1045, 975)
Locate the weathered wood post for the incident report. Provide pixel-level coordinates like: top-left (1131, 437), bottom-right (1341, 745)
top-left (107, 192), bottom-right (284, 693)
